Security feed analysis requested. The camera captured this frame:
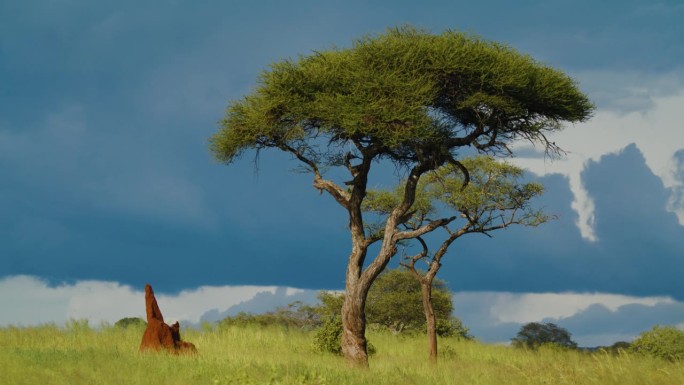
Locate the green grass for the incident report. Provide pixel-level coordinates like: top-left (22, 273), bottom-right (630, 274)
top-left (1, 323), bottom-right (682, 385)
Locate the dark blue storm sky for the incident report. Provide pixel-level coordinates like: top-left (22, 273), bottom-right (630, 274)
top-left (1, 0), bottom-right (683, 299)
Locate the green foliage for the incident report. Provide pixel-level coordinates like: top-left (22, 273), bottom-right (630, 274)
top-left (422, 156), bottom-right (548, 227)
top-left (312, 317), bottom-right (376, 356)
top-left (365, 156), bottom-right (548, 241)
top-left (629, 325), bottom-right (684, 362)
top-left (314, 291), bottom-right (344, 320)
top-left (366, 268), bottom-right (454, 335)
top-left (312, 318), bottom-right (343, 355)
top-left (219, 301), bottom-right (320, 331)
top-left (114, 317), bottom-right (146, 329)
top-left (436, 316), bottom-right (473, 340)
top-left (511, 322), bottom-right (578, 350)
top-left (211, 25), bottom-right (593, 165)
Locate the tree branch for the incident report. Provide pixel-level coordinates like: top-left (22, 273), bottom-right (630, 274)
top-left (394, 216), bottom-right (457, 241)
top-left (280, 143), bottom-right (351, 209)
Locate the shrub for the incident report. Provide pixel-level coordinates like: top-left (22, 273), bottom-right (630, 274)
top-left (114, 317), bottom-right (146, 329)
top-left (436, 316), bottom-right (474, 340)
top-left (312, 318), bottom-right (376, 356)
top-left (312, 318), bottom-right (343, 355)
top-left (629, 325), bottom-right (684, 362)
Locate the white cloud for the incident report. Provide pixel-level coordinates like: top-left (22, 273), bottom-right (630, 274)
top-left (0, 275), bottom-right (277, 326)
top-left (481, 292), bottom-right (672, 324)
top-left (513, 89), bottom-right (684, 240)
top-left (155, 285), bottom-right (278, 324)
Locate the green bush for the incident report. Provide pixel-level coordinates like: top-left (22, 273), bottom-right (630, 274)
top-left (312, 318), bottom-right (376, 356)
top-left (629, 325), bottom-right (684, 362)
top-left (312, 318), bottom-right (343, 355)
top-left (436, 316), bottom-right (474, 340)
top-left (114, 317), bottom-right (146, 329)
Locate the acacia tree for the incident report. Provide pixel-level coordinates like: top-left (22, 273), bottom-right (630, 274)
top-left (210, 26), bottom-right (593, 366)
top-left (365, 156), bottom-right (550, 362)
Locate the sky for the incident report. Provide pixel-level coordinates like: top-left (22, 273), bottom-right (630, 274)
top-left (1, 0), bottom-right (683, 347)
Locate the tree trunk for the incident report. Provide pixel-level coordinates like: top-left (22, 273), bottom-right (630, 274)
top-left (341, 286), bottom-right (368, 367)
top-left (421, 280), bottom-right (438, 364)
top-left (340, 240), bottom-right (395, 367)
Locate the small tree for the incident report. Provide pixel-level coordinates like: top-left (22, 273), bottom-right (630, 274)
top-left (364, 156), bottom-right (548, 362)
top-left (211, 26), bottom-right (593, 366)
top-left (629, 325), bottom-right (684, 362)
top-left (511, 322), bottom-right (578, 350)
top-left (366, 268), bottom-right (455, 335)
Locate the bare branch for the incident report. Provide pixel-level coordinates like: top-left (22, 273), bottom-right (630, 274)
top-left (399, 236), bottom-right (429, 275)
top-left (394, 216), bottom-right (457, 241)
top-left (280, 142), bottom-right (351, 209)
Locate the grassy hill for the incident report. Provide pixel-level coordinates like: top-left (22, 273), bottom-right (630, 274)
top-left (1, 322), bottom-right (682, 385)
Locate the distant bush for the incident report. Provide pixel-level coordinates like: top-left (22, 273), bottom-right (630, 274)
top-left (219, 301), bottom-right (320, 331)
top-left (511, 322), bottom-right (577, 350)
top-left (592, 341), bottom-right (631, 355)
top-left (114, 317), bottom-right (146, 329)
top-left (630, 325), bottom-right (684, 362)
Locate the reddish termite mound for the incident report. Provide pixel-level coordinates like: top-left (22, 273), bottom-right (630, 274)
top-left (139, 284), bottom-right (196, 354)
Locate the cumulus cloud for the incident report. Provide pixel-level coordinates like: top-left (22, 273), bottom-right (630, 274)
top-left (512, 89), bottom-right (684, 240)
top-left (484, 292), bottom-right (672, 324)
top-left (0, 276), bottom-right (278, 326)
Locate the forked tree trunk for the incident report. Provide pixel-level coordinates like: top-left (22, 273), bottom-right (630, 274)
top-left (338, 159), bottom-right (430, 367)
top-left (341, 286), bottom-right (368, 366)
top-left (421, 280), bottom-right (438, 363)
top-left (340, 239), bottom-right (395, 367)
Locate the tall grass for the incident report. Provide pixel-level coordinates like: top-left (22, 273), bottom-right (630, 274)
top-left (1, 323), bottom-right (682, 385)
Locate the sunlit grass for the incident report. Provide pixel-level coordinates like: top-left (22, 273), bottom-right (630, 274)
top-left (1, 323), bottom-right (682, 384)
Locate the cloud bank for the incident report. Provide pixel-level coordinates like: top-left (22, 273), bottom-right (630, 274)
top-left (2, 275), bottom-right (682, 347)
